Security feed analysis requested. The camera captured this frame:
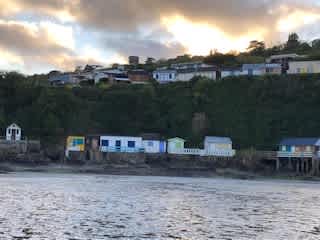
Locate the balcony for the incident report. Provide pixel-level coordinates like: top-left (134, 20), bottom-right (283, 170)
top-left (277, 151), bottom-right (314, 158)
top-left (203, 150), bottom-right (236, 157)
top-left (100, 146), bottom-right (145, 153)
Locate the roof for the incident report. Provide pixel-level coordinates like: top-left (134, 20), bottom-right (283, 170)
top-left (168, 137), bottom-right (186, 142)
top-left (140, 133), bottom-right (162, 141)
top-left (177, 67), bottom-right (218, 74)
top-left (205, 136), bottom-right (232, 144)
top-left (242, 64), bottom-right (266, 70)
top-left (268, 54), bottom-right (300, 60)
top-left (7, 123), bottom-right (21, 129)
top-left (221, 67), bottom-right (243, 72)
top-left (279, 138), bottom-right (320, 146)
top-left (153, 69), bottom-right (177, 74)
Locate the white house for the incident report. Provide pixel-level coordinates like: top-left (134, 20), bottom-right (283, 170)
top-left (221, 68), bottom-right (249, 79)
top-left (167, 137), bottom-right (186, 154)
top-left (171, 62), bottom-right (213, 70)
top-left (6, 123), bottom-right (22, 141)
top-left (242, 64), bottom-right (282, 76)
top-left (167, 137), bottom-right (203, 155)
top-left (100, 136), bottom-right (144, 153)
top-left (287, 61), bottom-right (320, 74)
top-left (153, 69), bottom-right (177, 84)
top-left (142, 138), bottom-right (167, 154)
top-left (203, 136), bottom-right (236, 157)
top-left (176, 67), bottom-right (217, 81)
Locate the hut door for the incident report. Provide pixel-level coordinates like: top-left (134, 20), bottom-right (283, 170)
top-left (11, 129), bottom-right (16, 141)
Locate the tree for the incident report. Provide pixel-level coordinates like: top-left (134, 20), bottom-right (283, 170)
top-left (247, 40), bottom-right (266, 56)
top-left (312, 39), bottom-right (320, 49)
top-left (286, 33), bottom-right (300, 50)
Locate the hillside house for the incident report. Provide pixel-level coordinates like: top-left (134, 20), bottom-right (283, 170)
top-left (128, 70), bottom-right (150, 84)
top-left (287, 61), bottom-right (320, 74)
top-left (153, 69), bottom-right (177, 84)
top-left (221, 67), bottom-right (249, 79)
top-left (266, 53), bottom-right (302, 73)
top-left (6, 123), bottom-right (22, 141)
top-left (242, 64), bottom-right (282, 76)
top-left (176, 67), bottom-right (217, 81)
top-left (203, 136), bottom-right (236, 157)
top-left (100, 136), bottom-right (144, 153)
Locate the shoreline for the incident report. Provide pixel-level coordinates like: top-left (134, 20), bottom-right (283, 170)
top-left (1, 163), bottom-right (320, 182)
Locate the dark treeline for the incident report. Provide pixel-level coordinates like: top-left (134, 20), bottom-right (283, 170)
top-left (1, 72), bottom-right (320, 150)
top-left (147, 33), bottom-right (320, 70)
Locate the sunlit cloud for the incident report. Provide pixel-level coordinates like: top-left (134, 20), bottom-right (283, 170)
top-left (0, 48), bottom-right (24, 71)
top-left (277, 10), bottom-right (320, 32)
top-left (162, 15), bottom-right (266, 54)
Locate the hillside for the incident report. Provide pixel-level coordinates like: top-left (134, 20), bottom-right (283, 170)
top-left (1, 72), bottom-right (320, 150)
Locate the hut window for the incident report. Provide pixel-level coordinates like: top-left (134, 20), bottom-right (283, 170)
top-left (8, 129), bottom-right (11, 134)
top-left (128, 141), bottom-right (135, 148)
top-left (148, 141), bottom-right (154, 147)
top-left (101, 140), bottom-right (109, 147)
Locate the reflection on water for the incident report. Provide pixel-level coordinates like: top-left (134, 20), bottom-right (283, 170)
top-left (0, 173), bottom-right (320, 239)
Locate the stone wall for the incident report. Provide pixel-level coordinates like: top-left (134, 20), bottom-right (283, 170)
top-left (0, 140), bottom-right (44, 164)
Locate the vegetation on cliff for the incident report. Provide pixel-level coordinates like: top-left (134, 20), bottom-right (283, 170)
top-left (1, 71), bottom-right (320, 150)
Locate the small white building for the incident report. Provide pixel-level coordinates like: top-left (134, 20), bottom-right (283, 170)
top-left (203, 136), bottom-right (235, 157)
top-left (287, 61), bottom-right (320, 74)
top-left (6, 123), bottom-right (22, 141)
top-left (100, 136), bottom-right (144, 153)
top-left (176, 67), bottom-right (217, 81)
top-left (167, 137), bottom-right (186, 154)
top-left (221, 68), bottom-right (249, 79)
top-left (153, 69), bottom-right (177, 84)
top-left (143, 139), bottom-right (167, 154)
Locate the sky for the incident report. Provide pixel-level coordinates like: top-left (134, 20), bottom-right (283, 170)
top-left (0, 0), bottom-right (320, 74)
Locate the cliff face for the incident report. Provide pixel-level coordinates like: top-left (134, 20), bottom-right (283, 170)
top-left (2, 72), bottom-right (320, 150)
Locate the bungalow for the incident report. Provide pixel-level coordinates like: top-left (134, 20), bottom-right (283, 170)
top-left (128, 70), bottom-right (150, 84)
top-left (221, 67), bottom-right (248, 79)
top-left (49, 73), bottom-right (79, 86)
top-left (6, 123), bottom-right (22, 141)
top-left (100, 136), bottom-right (144, 153)
top-left (66, 136), bottom-right (85, 157)
top-left (266, 53), bottom-right (303, 73)
top-left (167, 137), bottom-right (186, 154)
top-left (176, 67), bottom-right (218, 81)
top-left (171, 62), bottom-right (213, 70)
top-left (203, 136), bottom-right (236, 157)
top-left (287, 61), bottom-right (320, 74)
top-left (167, 137), bottom-right (203, 155)
top-left (242, 63), bottom-right (282, 76)
top-left (153, 69), bottom-right (177, 84)
top-left (277, 138), bottom-right (320, 159)
top-left (141, 134), bottom-right (167, 153)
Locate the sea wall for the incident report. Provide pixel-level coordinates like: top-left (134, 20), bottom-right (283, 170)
top-left (0, 140), bottom-right (44, 164)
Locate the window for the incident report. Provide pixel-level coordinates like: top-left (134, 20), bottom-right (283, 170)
top-left (148, 141), bottom-right (154, 147)
top-left (116, 140), bottom-right (121, 147)
top-left (169, 74), bottom-right (172, 79)
top-left (8, 129), bottom-right (11, 134)
top-left (128, 141), bottom-right (135, 148)
top-left (155, 74), bottom-right (159, 79)
top-left (101, 140), bottom-right (109, 147)
top-left (17, 130), bottom-right (20, 135)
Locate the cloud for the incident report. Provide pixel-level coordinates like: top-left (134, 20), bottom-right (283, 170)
top-left (1, 0), bottom-right (320, 73)
top-left (105, 34), bottom-right (186, 60)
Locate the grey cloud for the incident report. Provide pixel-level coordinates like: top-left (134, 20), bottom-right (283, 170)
top-left (105, 35), bottom-right (186, 60)
top-left (12, 0), bottom-right (320, 38)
